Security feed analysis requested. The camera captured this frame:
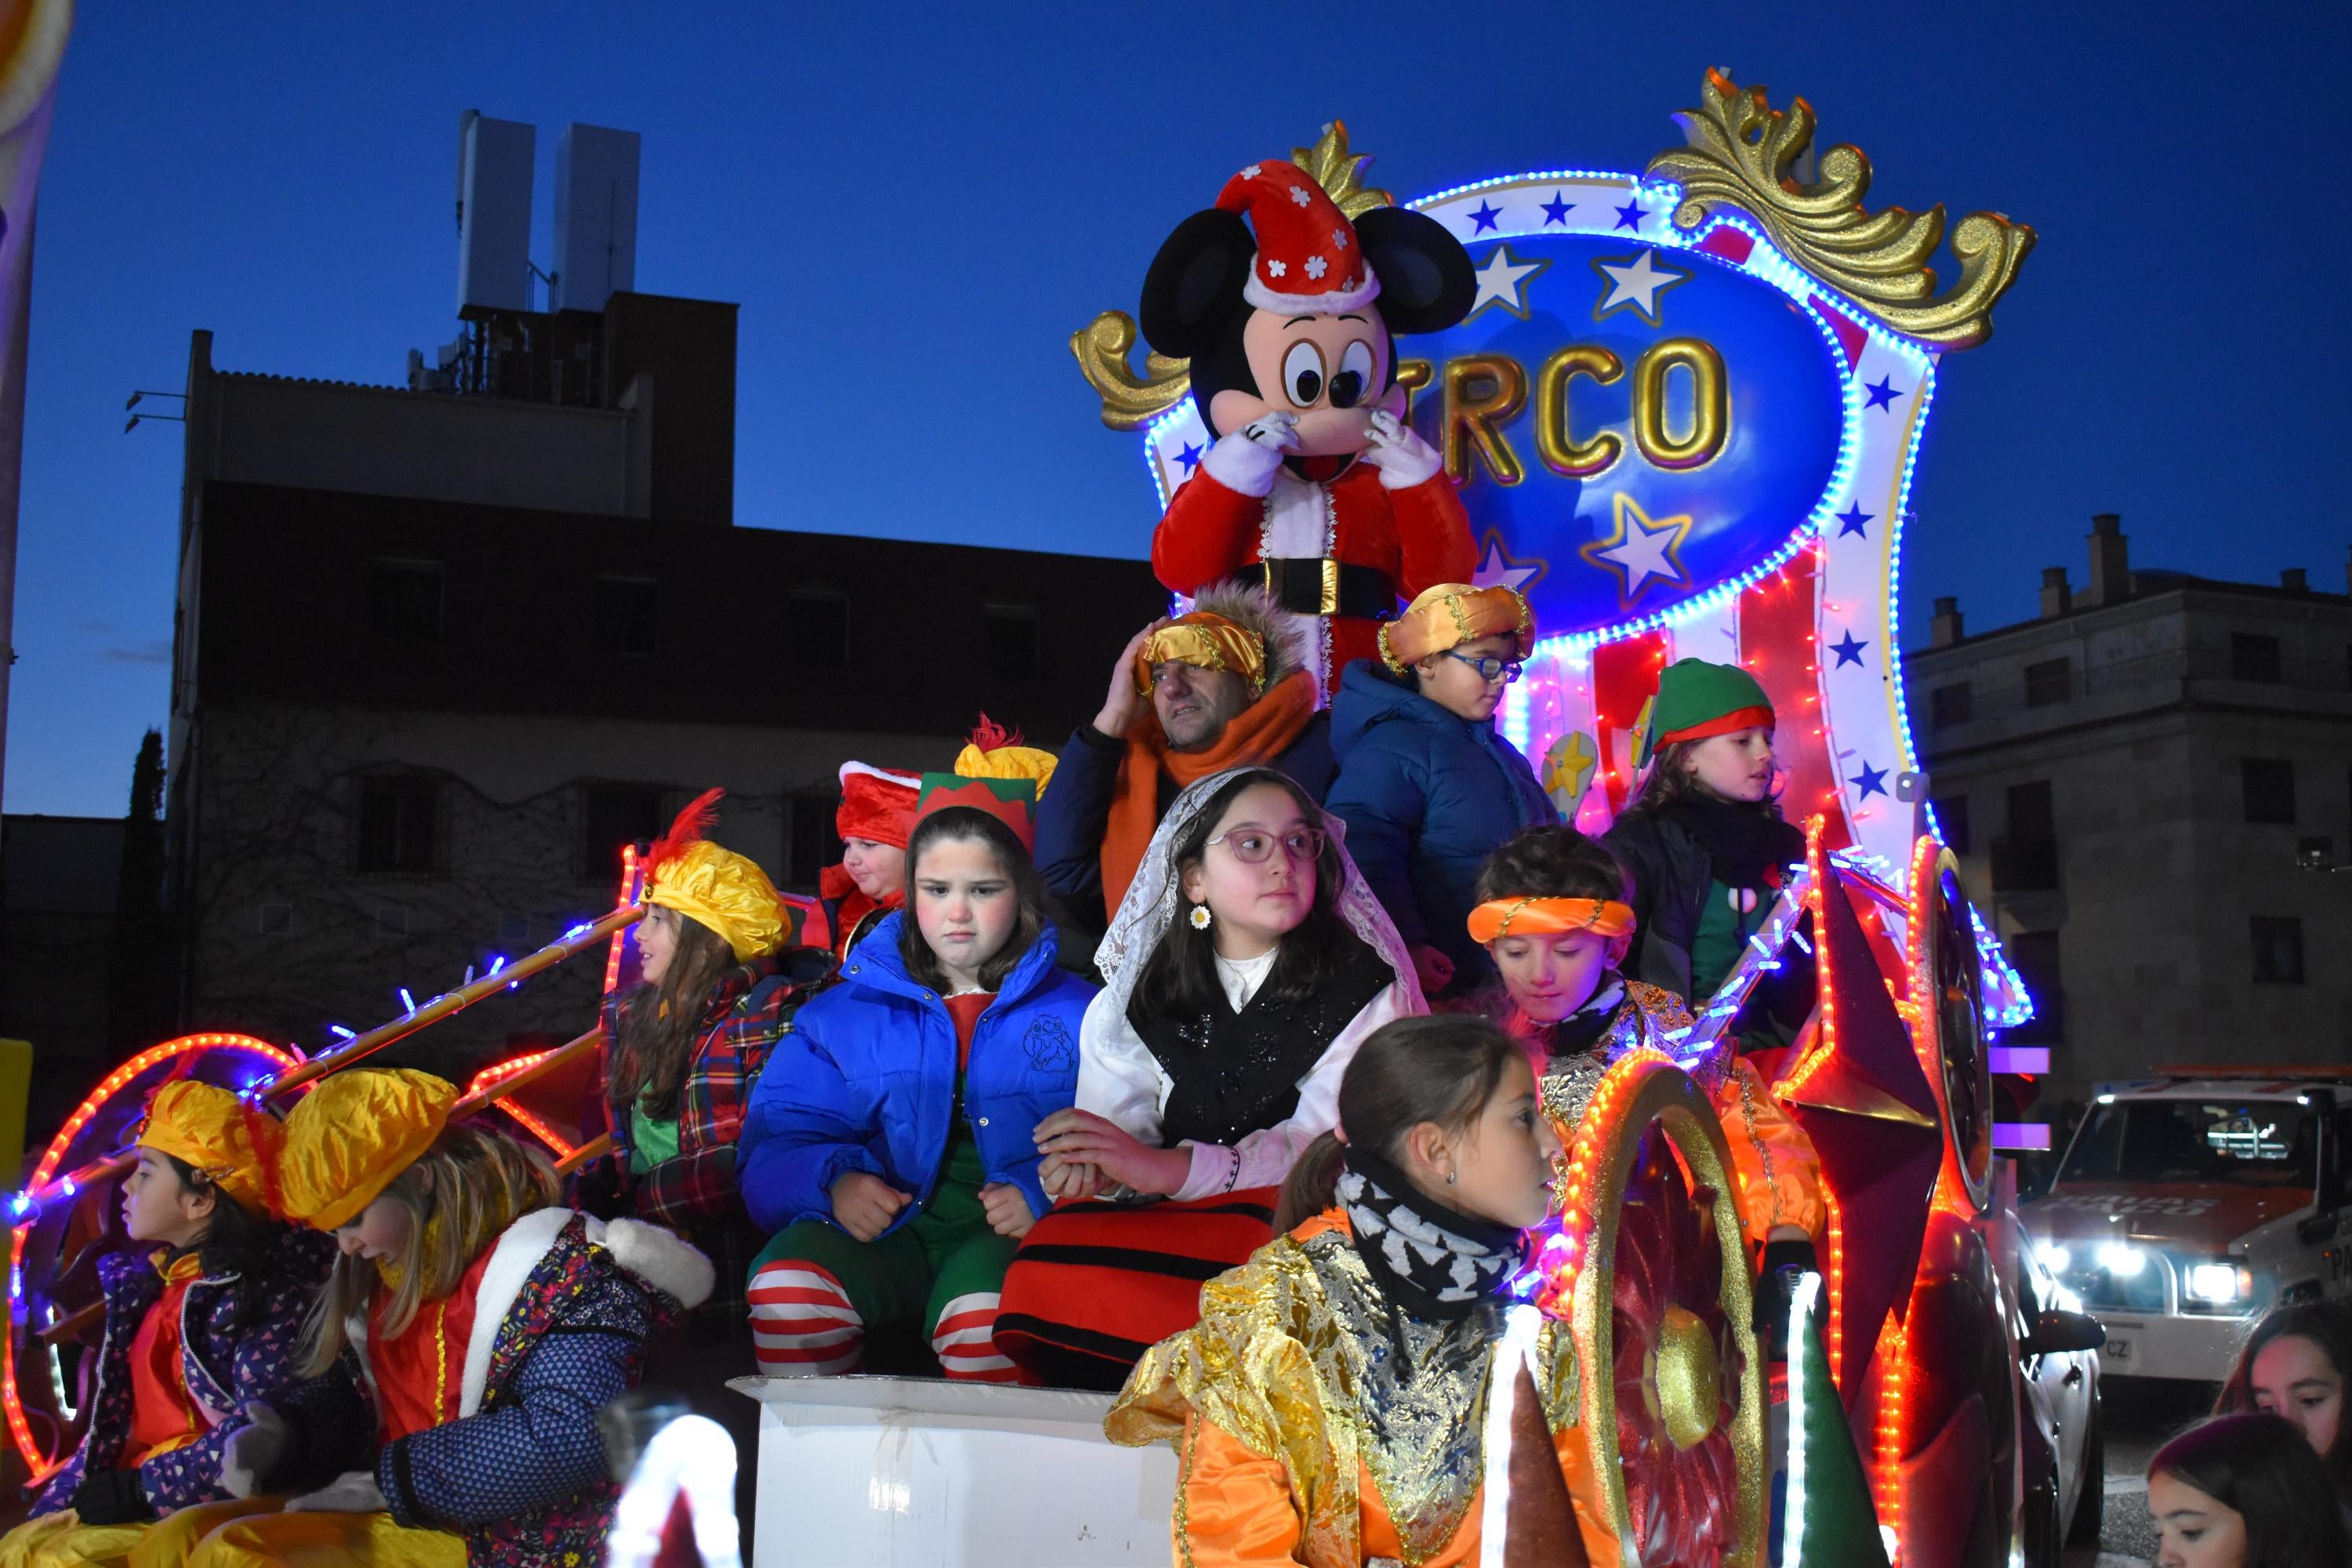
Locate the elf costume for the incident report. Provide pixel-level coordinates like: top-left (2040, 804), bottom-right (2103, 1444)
top-left (816, 761), bottom-right (920, 963)
top-left (741, 774), bottom-right (1094, 1384)
top-left (167, 1069), bottom-right (713, 1568)
top-left (0, 1085), bottom-right (326, 1568)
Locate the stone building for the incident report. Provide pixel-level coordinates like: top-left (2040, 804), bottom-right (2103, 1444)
top-left (163, 298), bottom-right (1163, 1083)
top-left (1906, 515), bottom-right (2352, 1101)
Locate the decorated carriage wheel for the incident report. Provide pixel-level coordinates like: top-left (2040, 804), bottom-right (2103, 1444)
top-left (1908, 840), bottom-right (1994, 1211)
top-left (4, 1033), bottom-right (299, 1483)
top-left (1545, 1052), bottom-right (1765, 1567)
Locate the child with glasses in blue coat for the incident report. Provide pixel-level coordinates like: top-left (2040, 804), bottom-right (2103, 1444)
top-left (1325, 583), bottom-right (1557, 1000)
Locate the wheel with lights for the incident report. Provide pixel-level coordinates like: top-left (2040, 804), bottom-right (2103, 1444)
top-left (3, 1034), bottom-right (298, 1488)
top-left (1551, 1053), bottom-right (1766, 1568)
top-left (1909, 842), bottom-right (1994, 1212)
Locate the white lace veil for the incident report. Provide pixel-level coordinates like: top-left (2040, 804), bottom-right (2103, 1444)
top-left (1094, 766), bottom-right (1427, 1025)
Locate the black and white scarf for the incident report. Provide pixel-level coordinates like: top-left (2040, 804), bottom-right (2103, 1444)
top-left (1337, 1147), bottom-right (1521, 1321)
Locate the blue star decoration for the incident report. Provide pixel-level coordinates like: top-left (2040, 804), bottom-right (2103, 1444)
top-left (1174, 440), bottom-right (1204, 475)
top-left (1830, 630), bottom-right (1868, 668)
top-left (1863, 377), bottom-right (1904, 412)
top-left (1835, 502), bottom-right (1873, 539)
top-left (1468, 200), bottom-right (1502, 234)
top-left (1849, 761), bottom-right (1889, 799)
top-left (1577, 493), bottom-right (1692, 605)
top-left (1471, 532), bottom-right (1544, 593)
top-left (1540, 191), bottom-right (1575, 226)
top-left (1613, 199), bottom-right (1648, 231)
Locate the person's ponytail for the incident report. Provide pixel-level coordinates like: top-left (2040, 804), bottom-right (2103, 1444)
top-left (1274, 1132), bottom-right (1348, 1234)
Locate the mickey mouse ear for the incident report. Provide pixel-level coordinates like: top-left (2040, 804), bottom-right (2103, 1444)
top-left (1139, 209), bottom-right (1256, 358)
top-left (1354, 207), bottom-right (1477, 334)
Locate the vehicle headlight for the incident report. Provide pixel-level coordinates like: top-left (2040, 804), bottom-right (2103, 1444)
top-left (2037, 1240), bottom-right (2072, 1274)
top-left (2097, 1243), bottom-right (2146, 1277)
top-left (2185, 1263), bottom-right (2242, 1304)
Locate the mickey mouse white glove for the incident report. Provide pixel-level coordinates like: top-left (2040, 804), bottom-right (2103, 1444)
top-left (1363, 409), bottom-right (1442, 489)
top-left (285, 1469), bottom-right (390, 1514)
top-left (1199, 411), bottom-right (1298, 497)
top-left (219, 1401), bottom-right (286, 1499)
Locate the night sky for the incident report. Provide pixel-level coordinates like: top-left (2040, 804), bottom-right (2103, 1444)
top-left (11, 1), bottom-right (2347, 814)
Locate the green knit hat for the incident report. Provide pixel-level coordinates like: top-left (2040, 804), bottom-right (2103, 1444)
top-left (911, 772), bottom-right (1039, 852)
top-left (1635, 659), bottom-right (1776, 769)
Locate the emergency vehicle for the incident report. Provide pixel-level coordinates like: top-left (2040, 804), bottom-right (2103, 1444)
top-left (2022, 1066), bottom-right (2352, 1381)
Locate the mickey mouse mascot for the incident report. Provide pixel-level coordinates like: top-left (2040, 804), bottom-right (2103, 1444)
top-left (1142, 159), bottom-right (1480, 696)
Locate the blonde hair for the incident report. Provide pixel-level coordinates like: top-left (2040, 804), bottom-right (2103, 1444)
top-left (298, 1121), bottom-right (558, 1376)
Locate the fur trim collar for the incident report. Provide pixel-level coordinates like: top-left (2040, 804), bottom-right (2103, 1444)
top-left (1190, 579), bottom-right (1311, 691)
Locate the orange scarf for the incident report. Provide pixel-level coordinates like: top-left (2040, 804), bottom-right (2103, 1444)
top-left (1101, 670), bottom-right (1319, 914)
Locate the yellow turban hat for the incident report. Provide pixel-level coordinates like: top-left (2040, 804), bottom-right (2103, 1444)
top-left (644, 789), bottom-right (789, 962)
top-left (279, 1068), bottom-right (457, 1232)
top-left (1377, 583), bottom-right (1536, 673)
top-left (135, 1081), bottom-right (285, 1218)
top-left (1134, 611), bottom-right (1268, 698)
top-left (952, 714), bottom-right (1057, 797)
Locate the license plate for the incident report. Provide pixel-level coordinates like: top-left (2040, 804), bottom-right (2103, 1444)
top-left (2104, 1337), bottom-right (2130, 1363)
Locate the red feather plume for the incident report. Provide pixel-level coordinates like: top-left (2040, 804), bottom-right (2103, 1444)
top-left (648, 787), bottom-right (724, 872)
top-left (967, 713), bottom-right (1023, 751)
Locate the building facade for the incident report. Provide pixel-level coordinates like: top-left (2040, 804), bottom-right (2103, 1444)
top-left (1907, 515), bottom-right (2352, 1102)
top-left (164, 298), bottom-right (1164, 1083)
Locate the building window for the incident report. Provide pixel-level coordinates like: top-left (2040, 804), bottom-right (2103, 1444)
top-left (257, 902), bottom-right (293, 937)
top-left (984, 604), bottom-right (1041, 681)
top-left (788, 590), bottom-right (849, 669)
top-left (356, 775), bottom-right (441, 875)
top-left (2250, 916), bottom-right (2305, 984)
top-left (2023, 657), bottom-right (2071, 707)
top-left (2004, 930), bottom-right (2063, 1044)
top-left (583, 782), bottom-right (666, 880)
top-left (1931, 795), bottom-right (1971, 856)
top-left (2230, 632), bottom-right (2282, 684)
top-left (593, 578), bottom-right (660, 657)
top-left (1991, 780), bottom-right (2057, 891)
top-left (1929, 683), bottom-right (1973, 730)
top-left (788, 790), bottom-right (843, 889)
top-left (365, 560), bottom-right (444, 640)
top-left (2241, 757), bottom-right (2296, 825)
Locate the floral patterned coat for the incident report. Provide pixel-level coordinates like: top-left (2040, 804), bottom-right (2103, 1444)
top-left (34, 1231), bottom-right (334, 1516)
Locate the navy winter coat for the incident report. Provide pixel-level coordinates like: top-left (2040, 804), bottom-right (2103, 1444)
top-left (1323, 659), bottom-right (1557, 987)
top-left (737, 915), bottom-right (1097, 1236)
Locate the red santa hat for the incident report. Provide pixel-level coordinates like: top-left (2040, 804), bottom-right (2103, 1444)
top-left (1214, 161), bottom-right (1380, 317)
top-left (836, 761), bottom-right (920, 848)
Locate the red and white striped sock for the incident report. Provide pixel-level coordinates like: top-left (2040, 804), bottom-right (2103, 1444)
top-left (747, 1261), bottom-right (863, 1377)
top-left (931, 1291), bottom-right (1025, 1385)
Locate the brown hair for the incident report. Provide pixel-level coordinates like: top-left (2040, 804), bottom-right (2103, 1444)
top-left (1274, 1014), bottom-right (1524, 1232)
top-left (1473, 825), bottom-right (1632, 906)
top-left (898, 808), bottom-right (1052, 993)
top-left (297, 1121), bottom-right (558, 1375)
top-left (611, 910), bottom-right (740, 1120)
top-left (2151, 1413), bottom-right (2351, 1567)
top-left (1621, 737), bottom-right (1788, 819)
top-left (2213, 1298), bottom-right (2352, 1504)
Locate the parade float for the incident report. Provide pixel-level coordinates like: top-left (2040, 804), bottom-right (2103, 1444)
top-left (5, 72), bottom-right (2076, 1568)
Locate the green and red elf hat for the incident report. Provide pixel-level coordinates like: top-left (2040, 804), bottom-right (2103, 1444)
top-left (1634, 659), bottom-right (1777, 770)
top-left (912, 772), bottom-right (1040, 853)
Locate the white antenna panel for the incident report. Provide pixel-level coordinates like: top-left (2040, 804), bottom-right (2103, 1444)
top-left (457, 112), bottom-right (535, 314)
top-left (552, 124), bottom-right (641, 314)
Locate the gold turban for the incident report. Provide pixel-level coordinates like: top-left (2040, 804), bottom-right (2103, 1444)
top-left (1134, 612), bottom-right (1268, 698)
top-left (279, 1068), bottom-right (457, 1232)
top-left (1377, 583), bottom-right (1536, 673)
top-left (135, 1081), bottom-right (285, 1218)
top-left (953, 714), bottom-right (1058, 797)
top-left (644, 789), bottom-right (789, 961)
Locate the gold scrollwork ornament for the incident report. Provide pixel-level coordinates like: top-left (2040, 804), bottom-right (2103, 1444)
top-left (1645, 68), bottom-right (2035, 350)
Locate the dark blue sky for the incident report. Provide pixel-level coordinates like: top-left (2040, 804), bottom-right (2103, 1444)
top-left (11, 2), bottom-right (2347, 815)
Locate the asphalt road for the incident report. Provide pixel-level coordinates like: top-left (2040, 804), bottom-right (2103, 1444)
top-left (2060, 1376), bottom-right (2219, 1568)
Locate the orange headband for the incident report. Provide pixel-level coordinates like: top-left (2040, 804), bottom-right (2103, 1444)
top-left (1467, 897), bottom-right (1636, 944)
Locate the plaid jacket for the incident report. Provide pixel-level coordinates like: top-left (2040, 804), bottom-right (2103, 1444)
top-left (596, 946), bottom-right (830, 1330)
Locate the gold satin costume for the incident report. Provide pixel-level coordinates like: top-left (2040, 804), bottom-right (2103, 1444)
top-left (1107, 1211), bottom-right (1590, 1567)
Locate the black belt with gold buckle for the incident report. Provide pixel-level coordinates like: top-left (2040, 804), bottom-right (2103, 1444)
top-left (1252, 558), bottom-right (1397, 620)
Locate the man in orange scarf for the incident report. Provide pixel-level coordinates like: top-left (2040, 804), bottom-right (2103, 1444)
top-left (1033, 583), bottom-right (1334, 967)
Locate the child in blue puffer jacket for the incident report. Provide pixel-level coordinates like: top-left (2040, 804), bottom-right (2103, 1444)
top-left (740, 773), bottom-right (1095, 1384)
top-left (1326, 583), bottom-right (1555, 1000)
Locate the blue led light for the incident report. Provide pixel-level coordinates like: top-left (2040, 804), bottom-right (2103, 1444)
top-left (398, 988), bottom-right (416, 1014)
top-left (488, 954), bottom-right (507, 975)
top-left (327, 1024), bottom-right (357, 1040)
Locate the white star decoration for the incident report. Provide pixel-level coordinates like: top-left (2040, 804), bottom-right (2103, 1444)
top-left (1466, 243), bottom-right (1548, 321)
top-left (1471, 536), bottom-right (1541, 593)
top-left (1289, 185), bottom-right (1312, 206)
top-left (1266, 260), bottom-right (1287, 278)
top-left (1331, 227), bottom-right (1348, 249)
top-left (1305, 256), bottom-right (1327, 279)
top-left (1240, 164), bottom-right (1261, 178)
top-left (1592, 249), bottom-right (1690, 324)
top-left (1579, 494), bottom-right (1692, 602)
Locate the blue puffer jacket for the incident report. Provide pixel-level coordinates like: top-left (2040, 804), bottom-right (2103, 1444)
top-left (1324, 659), bottom-right (1558, 985)
top-left (737, 915), bottom-right (1096, 1236)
